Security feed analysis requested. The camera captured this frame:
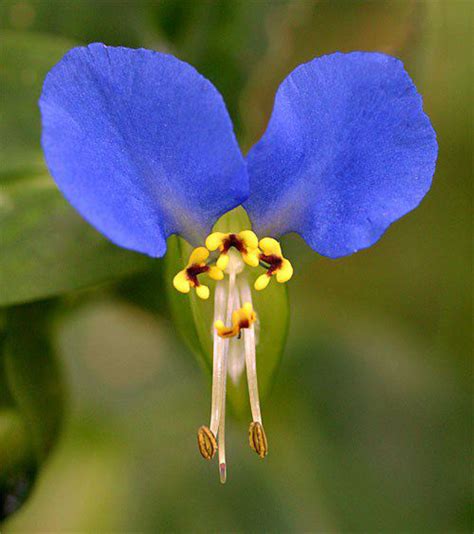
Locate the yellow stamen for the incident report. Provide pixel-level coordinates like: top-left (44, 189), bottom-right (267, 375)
top-left (196, 285), bottom-right (210, 300)
top-left (254, 237), bottom-right (293, 291)
top-left (216, 254), bottom-right (230, 271)
top-left (173, 270), bottom-right (191, 293)
top-left (242, 249), bottom-right (260, 267)
top-left (205, 230), bottom-right (260, 273)
top-left (189, 246), bottom-right (210, 264)
top-left (238, 230), bottom-right (259, 250)
top-left (254, 273), bottom-right (271, 291)
top-left (214, 302), bottom-right (256, 339)
top-left (208, 265), bottom-right (224, 281)
top-left (259, 237), bottom-right (282, 256)
top-left (173, 246), bottom-right (215, 300)
top-left (205, 232), bottom-right (226, 251)
top-left (276, 258), bottom-right (293, 283)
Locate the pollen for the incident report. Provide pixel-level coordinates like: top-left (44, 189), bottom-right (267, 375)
top-left (255, 237), bottom-right (294, 291)
top-left (172, 246), bottom-right (223, 300)
top-left (205, 230), bottom-right (260, 271)
top-left (214, 302), bottom-right (257, 338)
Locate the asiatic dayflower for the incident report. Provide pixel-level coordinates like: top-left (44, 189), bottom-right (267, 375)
top-left (39, 44), bottom-right (437, 483)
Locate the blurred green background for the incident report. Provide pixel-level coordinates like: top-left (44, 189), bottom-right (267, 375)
top-left (0, 0), bottom-right (471, 531)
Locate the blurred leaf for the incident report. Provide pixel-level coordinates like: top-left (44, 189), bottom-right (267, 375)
top-left (0, 30), bottom-right (76, 175)
top-left (0, 409), bottom-right (33, 482)
top-left (0, 303), bottom-right (61, 520)
top-left (3, 302), bottom-right (63, 464)
top-left (0, 172), bottom-right (154, 305)
top-left (165, 208), bottom-right (288, 415)
top-left (240, 0), bottom-right (426, 149)
top-left (0, 0), bottom-right (147, 48)
top-left (116, 264), bottom-right (167, 317)
top-left (0, 408), bottom-right (35, 520)
top-left (148, 0), bottom-right (272, 136)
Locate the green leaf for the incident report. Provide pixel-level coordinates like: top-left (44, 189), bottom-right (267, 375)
top-left (0, 30), bottom-right (76, 175)
top-left (0, 409), bottom-right (34, 482)
top-left (165, 208), bottom-right (289, 416)
top-left (0, 172), bottom-right (154, 305)
top-left (3, 302), bottom-right (63, 464)
top-left (0, 30), bottom-right (156, 305)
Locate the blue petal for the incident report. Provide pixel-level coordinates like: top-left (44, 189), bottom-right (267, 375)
top-left (40, 44), bottom-right (247, 257)
top-left (245, 52), bottom-right (438, 258)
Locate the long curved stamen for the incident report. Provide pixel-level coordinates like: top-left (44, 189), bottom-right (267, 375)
top-left (239, 280), bottom-right (262, 424)
top-left (218, 373), bottom-right (227, 484)
top-left (209, 281), bottom-right (227, 436)
top-left (227, 286), bottom-right (245, 384)
top-left (240, 279), bottom-right (268, 458)
top-left (216, 267), bottom-right (236, 482)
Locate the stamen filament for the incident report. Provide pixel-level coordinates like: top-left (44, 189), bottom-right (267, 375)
top-left (216, 266), bottom-right (237, 484)
top-left (227, 286), bottom-right (245, 384)
top-left (239, 280), bottom-right (263, 424)
top-left (218, 375), bottom-right (227, 484)
top-left (210, 281), bottom-right (226, 435)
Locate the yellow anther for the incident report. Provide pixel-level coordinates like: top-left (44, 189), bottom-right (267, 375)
top-left (173, 270), bottom-right (191, 294)
top-left (215, 302), bottom-right (257, 338)
top-left (189, 246), bottom-right (210, 264)
top-left (205, 230), bottom-right (261, 273)
top-left (254, 273), bottom-right (271, 291)
top-left (172, 246), bottom-right (214, 300)
top-left (259, 237), bottom-right (282, 257)
top-left (205, 232), bottom-right (226, 251)
top-left (196, 285), bottom-right (210, 300)
top-left (208, 265), bottom-right (224, 281)
top-left (174, 232), bottom-right (293, 301)
top-left (276, 258), bottom-right (293, 283)
top-left (243, 250), bottom-right (260, 267)
top-left (239, 230), bottom-right (259, 250)
top-left (255, 237), bottom-right (293, 290)
top-left (216, 253), bottom-right (230, 271)
top-left (239, 231), bottom-right (259, 266)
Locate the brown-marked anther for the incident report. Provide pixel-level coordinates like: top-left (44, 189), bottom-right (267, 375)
top-left (249, 421), bottom-right (268, 459)
top-left (197, 425), bottom-right (217, 460)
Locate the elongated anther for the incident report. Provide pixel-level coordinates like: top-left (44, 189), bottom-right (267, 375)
top-left (197, 426), bottom-right (217, 459)
top-left (249, 421), bottom-right (268, 459)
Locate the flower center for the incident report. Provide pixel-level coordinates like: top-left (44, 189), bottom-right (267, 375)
top-left (172, 229), bottom-right (293, 483)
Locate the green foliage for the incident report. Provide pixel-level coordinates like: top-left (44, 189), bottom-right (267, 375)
top-left (1, 302), bottom-right (63, 518)
top-left (3, 303), bottom-right (63, 463)
top-left (0, 31), bottom-right (75, 175)
top-left (0, 172), bottom-right (153, 306)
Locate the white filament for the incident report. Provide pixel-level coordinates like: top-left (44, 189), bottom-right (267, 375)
top-left (240, 279), bottom-right (262, 424)
top-left (209, 281), bottom-right (226, 435)
top-left (208, 251), bottom-right (262, 482)
top-left (227, 285), bottom-right (245, 384)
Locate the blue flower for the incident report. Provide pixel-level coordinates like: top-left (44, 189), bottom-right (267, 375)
top-left (40, 44), bottom-right (438, 482)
